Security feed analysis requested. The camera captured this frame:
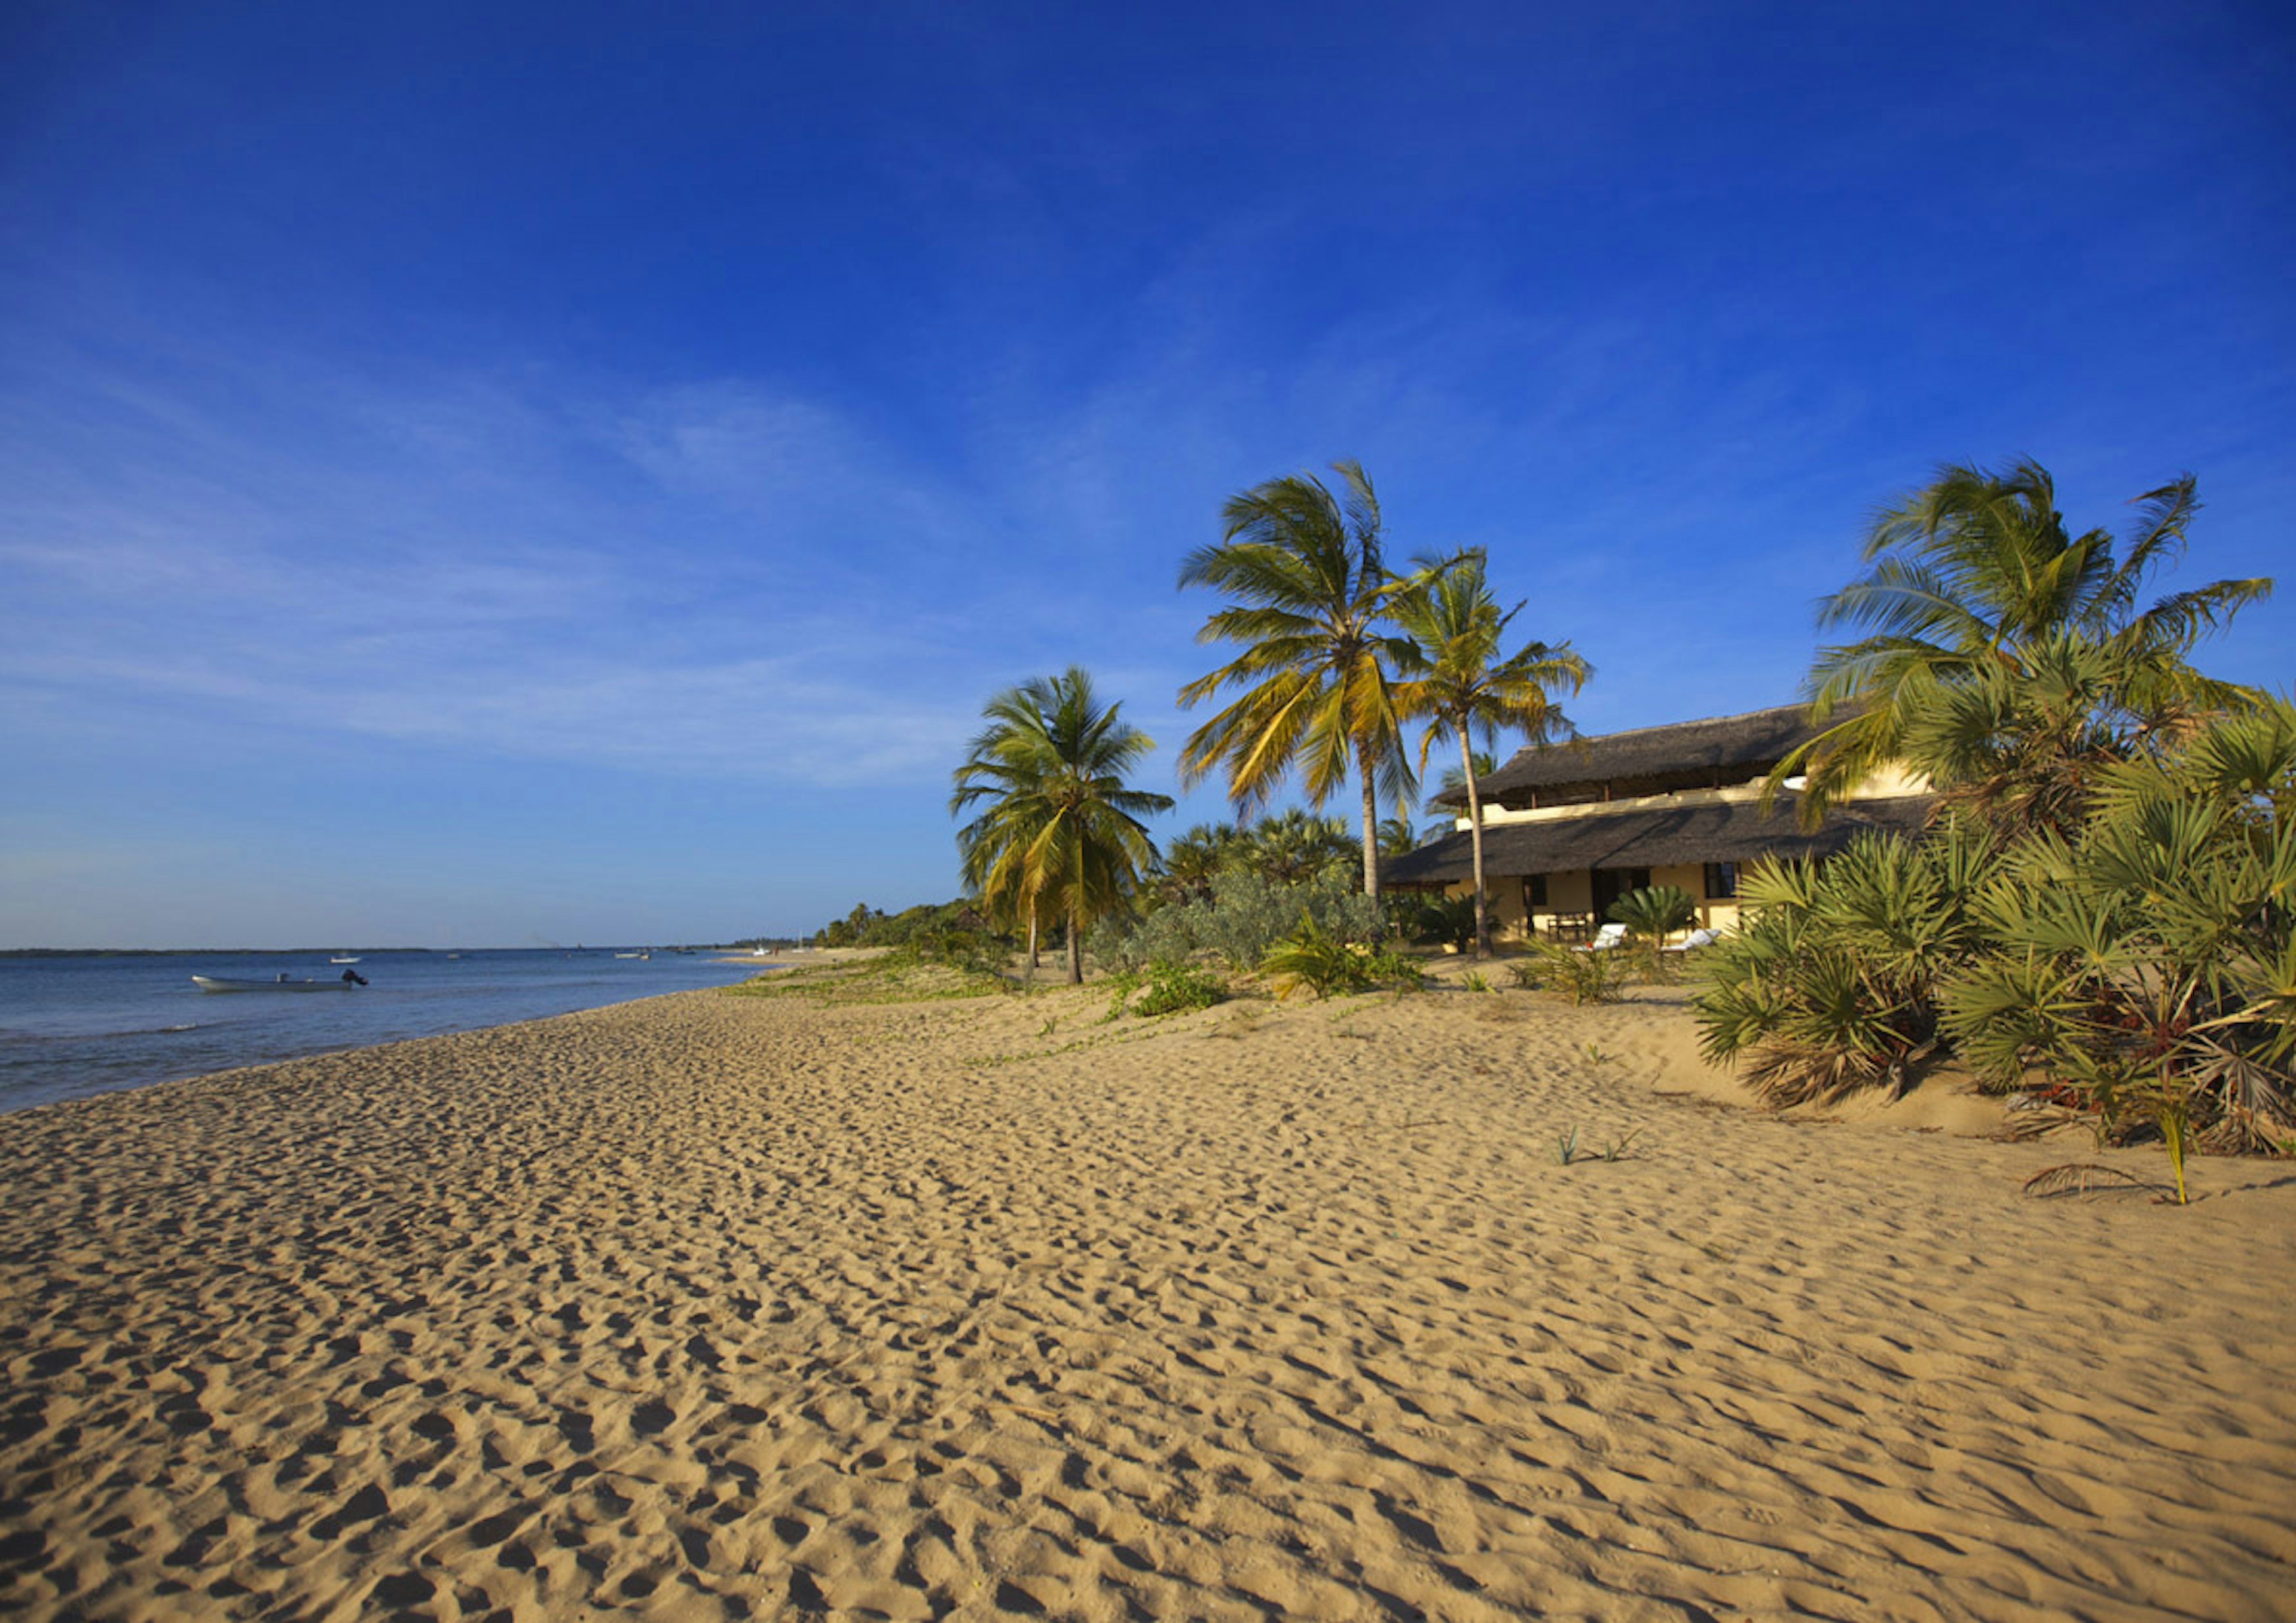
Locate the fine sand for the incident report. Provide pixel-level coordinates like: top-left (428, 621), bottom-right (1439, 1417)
top-left (2, 961), bottom-right (2291, 1621)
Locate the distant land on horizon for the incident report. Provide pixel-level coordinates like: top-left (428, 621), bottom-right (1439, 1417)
top-left (0, 943), bottom-right (799, 958)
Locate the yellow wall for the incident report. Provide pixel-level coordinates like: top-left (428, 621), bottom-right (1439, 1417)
top-left (1443, 863), bottom-right (1745, 941)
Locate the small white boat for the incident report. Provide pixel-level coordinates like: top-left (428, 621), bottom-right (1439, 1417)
top-left (329, 955), bottom-right (361, 965)
top-left (193, 974), bottom-right (360, 994)
top-left (613, 950), bottom-right (651, 959)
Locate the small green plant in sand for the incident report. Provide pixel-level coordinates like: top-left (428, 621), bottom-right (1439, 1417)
top-left (1556, 1124), bottom-right (1642, 1166)
top-left (1581, 1042), bottom-right (1610, 1065)
top-left (1462, 969), bottom-right (1492, 994)
top-left (1098, 969), bottom-right (1142, 1024)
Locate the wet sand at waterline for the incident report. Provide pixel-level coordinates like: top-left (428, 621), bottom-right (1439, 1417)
top-left (2, 961), bottom-right (2289, 1621)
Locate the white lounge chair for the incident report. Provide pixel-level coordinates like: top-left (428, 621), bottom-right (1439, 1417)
top-left (1580, 922), bottom-right (1629, 952)
top-left (1662, 927), bottom-right (1720, 953)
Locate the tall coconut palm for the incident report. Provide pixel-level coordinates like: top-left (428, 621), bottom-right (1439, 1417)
top-left (951, 667), bottom-right (1174, 985)
top-left (1391, 550), bottom-right (1591, 956)
top-left (1782, 459), bottom-right (2270, 829)
top-left (1177, 459), bottom-right (1416, 898)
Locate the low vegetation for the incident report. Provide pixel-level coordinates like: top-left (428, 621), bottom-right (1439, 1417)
top-left (1094, 869), bottom-right (1384, 976)
top-left (1697, 458), bottom-right (2284, 1196)
top-left (1512, 939), bottom-right (1628, 1004)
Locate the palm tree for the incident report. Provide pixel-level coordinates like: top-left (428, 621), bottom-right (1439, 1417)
top-left (1429, 749), bottom-right (1498, 817)
top-left (1782, 459), bottom-right (2270, 830)
top-left (1177, 459), bottom-right (1417, 899)
top-left (1390, 550), bottom-right (1590, 956)
top-left (950, 668), bottom-right (1174, 985)
top-left (1244, 807), bottom-right (1358, 885)
top-left (1378, 804), bottom-right (1422, 860)
top-left (1156, 822), bottom-right (1243, 904)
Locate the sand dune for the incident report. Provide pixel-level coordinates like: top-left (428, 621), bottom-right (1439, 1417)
top-left (2, 967), bottom-right (2289, 1620)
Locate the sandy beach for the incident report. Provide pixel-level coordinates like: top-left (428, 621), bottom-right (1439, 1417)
top-left (2, 961), bottom-right (2290, 1621)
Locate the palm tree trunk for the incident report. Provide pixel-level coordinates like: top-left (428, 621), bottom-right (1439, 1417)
top-left (1462, 730), bottom-right (1491, 958)
top-left (1067, 823), bottom-right (1085, 985)
top-left (1357, 744), bottom-right (1382, 901)
top-left (1025, 910), bottom-right (1039, 980)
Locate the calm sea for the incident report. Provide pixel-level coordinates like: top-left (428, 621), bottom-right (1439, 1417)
top-left (0, 949), bottom-right (776, 1115)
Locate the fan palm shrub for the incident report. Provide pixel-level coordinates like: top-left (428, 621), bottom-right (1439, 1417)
top-left (1692, 824), bottom-right (2002, 1105)
top-left (1938, 696), bottom-right (2296, 1199)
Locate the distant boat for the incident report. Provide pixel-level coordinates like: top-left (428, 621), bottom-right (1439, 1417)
top-left (613, 950), bottom-right (651, 959)
top-left (193, 974), bottom-right (361, 994)
top-left (329, 955), bottom-right (361, 965)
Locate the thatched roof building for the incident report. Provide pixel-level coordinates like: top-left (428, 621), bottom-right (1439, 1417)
top-left (1384, 794), bottom-right (1929, 889)
top-left (1432, 704), bottom-right (1827, 810)
top-left (1390, 702), bottom-right (1929, 937)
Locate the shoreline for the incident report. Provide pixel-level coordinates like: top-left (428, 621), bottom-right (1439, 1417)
top-left (4, 970), bottom-right (2289, 1619)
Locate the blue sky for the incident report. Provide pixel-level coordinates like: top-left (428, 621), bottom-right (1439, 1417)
top-left (4, 1), bottom-right (2291, 948)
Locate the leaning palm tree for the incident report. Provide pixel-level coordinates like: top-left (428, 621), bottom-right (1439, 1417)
top-left (1177, 460), bottom-right (1416, 898)
top-left (1781, 459), bottom-right (2270, 830)
top-left (950, 668), bottom-right (1174, 985)
top-left (1390, 550), bottom-right (1590, 956)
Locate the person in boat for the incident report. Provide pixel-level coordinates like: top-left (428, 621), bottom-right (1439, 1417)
top-left (340, 968), bottom-right (367, 986)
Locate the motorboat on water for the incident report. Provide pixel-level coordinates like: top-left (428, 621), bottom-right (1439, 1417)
top-left (193, 971), bottom-right (366, 993)
top-left (330, 955), bottom-right (361, 964)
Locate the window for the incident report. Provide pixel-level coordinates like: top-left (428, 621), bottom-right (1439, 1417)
top-left (1522, 873), bottom-right (1548, 909)
top-left (1704, 861), bottom-right (1739, 900)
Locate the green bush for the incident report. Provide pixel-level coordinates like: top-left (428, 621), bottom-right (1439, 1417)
top-left (1095, 870), bottom-right (1383, 975)
top-left (1130, 959), bottom-right (1230, 1017)
top-left (1397, 891), bottom-right (1479, 952)
top-left (1691, 824), bottom-right (1999, 1107)
top-left (1510, 939), bottom-right (1628, 1005)
top-left (1361, 945), bottom-right (1427, 991)
top-left (1935, 699), bottom-right (2296, 1193)
top-left (1606, 884), bottom-right (1699, 980)
top-left (1261, 913), bottom-right (1379, 1000)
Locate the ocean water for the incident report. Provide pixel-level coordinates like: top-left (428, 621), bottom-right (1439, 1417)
top-left (0, 949), bottom-right (775, 1115)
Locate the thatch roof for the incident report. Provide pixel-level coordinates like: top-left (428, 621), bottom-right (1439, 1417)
top-left (1439, 704), bottom-right (1824, 808)
top-left (1383, 795), bottom-right (1931, 887)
